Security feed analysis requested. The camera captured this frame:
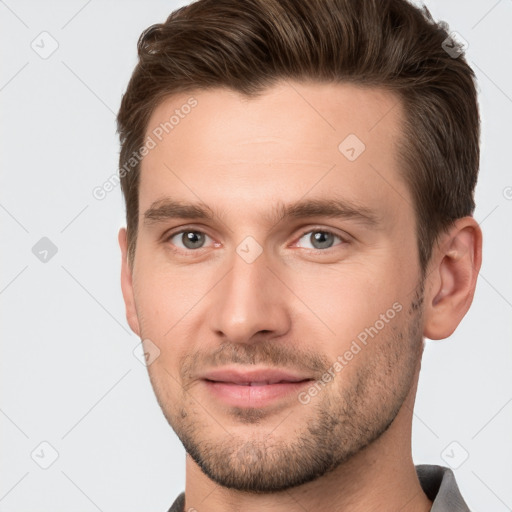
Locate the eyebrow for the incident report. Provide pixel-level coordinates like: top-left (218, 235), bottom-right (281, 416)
top-left (143, 197), bottom-right (380, 228)
top-left (144, 199), bottom-right (214, 224)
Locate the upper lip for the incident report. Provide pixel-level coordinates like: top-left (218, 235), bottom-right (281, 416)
top-left (201, 367), bottom-right (313, 385)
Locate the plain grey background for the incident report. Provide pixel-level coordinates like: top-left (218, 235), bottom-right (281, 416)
top-left (1, 0), bottom-right (511, 510)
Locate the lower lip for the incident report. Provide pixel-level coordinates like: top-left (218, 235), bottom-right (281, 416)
top-left (203, 380), bottom-right (312, 408)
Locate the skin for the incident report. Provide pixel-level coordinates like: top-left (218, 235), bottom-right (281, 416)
top-left (119, 81), bottom-right (482, 512)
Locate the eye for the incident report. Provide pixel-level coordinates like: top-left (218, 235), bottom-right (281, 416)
top-left (168, 230), bottom-right (213, 250)
top-left (295, 230), bottom-right (345, 250)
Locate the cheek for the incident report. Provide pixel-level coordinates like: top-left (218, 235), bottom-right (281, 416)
top-left (132, 257), bottom-right (218, 379)
top-left (133, 256), bottom-right (208, 334)
top-left (282, 260), bottom-right (404, 344)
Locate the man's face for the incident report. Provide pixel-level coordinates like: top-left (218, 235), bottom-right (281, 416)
top-left (122, 81), bottom-right (426, 491)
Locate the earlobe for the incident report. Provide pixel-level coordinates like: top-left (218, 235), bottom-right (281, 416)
top-left (118, 228), bottom-right (141, 337)
top-left (423, 218), bottom-right (482, 340)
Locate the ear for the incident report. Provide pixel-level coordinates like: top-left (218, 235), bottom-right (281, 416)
top-left (118, 228), bottom-right (141, 337)
top-left (423, 217), bottom-right (482, 340)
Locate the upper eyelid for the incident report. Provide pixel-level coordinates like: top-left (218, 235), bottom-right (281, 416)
top-left (165, 226), bottom-right (345, 239)
top-left (296, 227), bottom-right (346, 240)
top-left (164, 225), bottom-right (213, 239)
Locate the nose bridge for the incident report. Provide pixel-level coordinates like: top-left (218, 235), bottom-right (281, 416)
top-left (208, 246), bottom-right (290, 342)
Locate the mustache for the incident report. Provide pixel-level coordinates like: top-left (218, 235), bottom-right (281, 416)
top-left (180, 340), bottom-right (331, 380)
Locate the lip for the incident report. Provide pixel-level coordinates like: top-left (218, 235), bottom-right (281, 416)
top-left (200, 367), bottom-right (314, 408)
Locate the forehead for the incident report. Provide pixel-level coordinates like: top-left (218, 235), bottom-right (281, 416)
top-left (139, 81), bottom-right (409, 220)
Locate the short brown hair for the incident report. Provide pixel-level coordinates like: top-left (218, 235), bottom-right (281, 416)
top-left (117, 0), bottom-right (479, 271)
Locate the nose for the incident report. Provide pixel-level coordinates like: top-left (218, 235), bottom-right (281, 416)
top-left (207, 247), bottom-right (291, 344)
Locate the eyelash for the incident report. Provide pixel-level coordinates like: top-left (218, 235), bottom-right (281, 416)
top-left (164, 227), bottom-right (348, 253)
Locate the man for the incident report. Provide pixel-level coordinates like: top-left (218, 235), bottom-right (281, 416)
top-left (117, 0), bottom-right (482, 510)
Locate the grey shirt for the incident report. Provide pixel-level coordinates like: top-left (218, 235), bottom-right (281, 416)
top-left (167, 464), bottom-right (470, 511)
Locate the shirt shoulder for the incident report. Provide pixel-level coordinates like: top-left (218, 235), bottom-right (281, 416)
top-left (416, 464), bottom-right (472, 511)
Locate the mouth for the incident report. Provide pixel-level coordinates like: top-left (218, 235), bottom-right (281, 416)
top-left (200, 367), bottom-right (314, 408)
top-left (205, 380), bottom-right (308, 386)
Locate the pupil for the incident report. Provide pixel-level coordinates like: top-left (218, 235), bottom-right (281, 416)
top-left (183, 231), bottom-right (204, 249)
top-left (311, 231), bottom-right (333, 249)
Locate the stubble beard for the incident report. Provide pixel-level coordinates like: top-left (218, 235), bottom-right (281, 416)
top-left (148, 287), bottom-right (425, 493)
